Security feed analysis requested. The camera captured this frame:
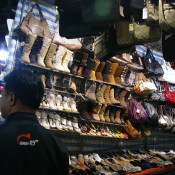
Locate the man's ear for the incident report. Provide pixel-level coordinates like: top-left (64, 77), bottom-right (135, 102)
top-left (9, 93), bottom-right (17, 106)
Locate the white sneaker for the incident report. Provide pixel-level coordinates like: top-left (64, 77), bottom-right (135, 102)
top-left (55, 94), bottom-right (63, 111)
top-left (41, 95), bottom-right (50, 108)
top-left (70, 98), bottom-right (78, 112)
top-left (41, 112), bottom-right (50, 129)
top-left (63, 96), bottom-right (69, 111)
top-left (54, 114), bottom-right (63, 130)
top-left (35, 111), bottom-right (42, 124)
top-left (72, 118), bottom-right (81, 133)
top-left (48, 113), bottom-right (56, 128)
top-left (61, 117), bottom-right (68, 130)
top-left (66, 119), bottom-right (73, 131)
top-left (47, 94), bottom-right (57, 110)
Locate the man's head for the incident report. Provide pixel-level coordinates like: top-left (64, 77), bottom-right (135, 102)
top-left (1, 68), bottom-right (44, 118)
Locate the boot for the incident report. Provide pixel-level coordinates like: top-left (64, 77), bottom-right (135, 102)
top-left (44, 43), bottom-right (57, 69)
top-left (114, 109), bottom-right (122, 124)
top-left (70, 51), bottom-right (83, 75)
top-left (77, 52), bottom-right (88, 76)
top-left (37, 37), bottom-right (51, 67)
top-left (109, 88), bottom-right (120, 104)
top-left (21, 33), bottom-right (37, 63)
top-left (90, 59), bottom-right (100, 80)
top-left (102, 61), bottom-right (111, 82)
top-left (41, 75), bottom-right (46, 88)
top-left (104, 107), bottom-right (111, 122)
top-left (118, 90), bottom-right (128, 108)
top-left (95, 62), bottom-right (105, 81)
top-left (62, 49), bottom-right (73, 73)
top-left (114, 65), bottom-right (125, 85)
top-left (83, 58), bottom-right (94, 79)
top-left (99, 104), bottom-right (107, 121)
top-left (104, 85), bottom-right (112, 104)
top-left (92, 103), bottom-right (102, 121)
top-left (30, 36), bottom-right (43, 64)
top-left (79, 101), bottom-right (92, 120)
top-left (109, 109), bottom-right (116, 123)
top-left (53, 45), bottom-right (67, 71)
top-left (85, 83), bottom-right (97, 101)
top-left (95, 84), bottom-right (107, 104)
top-left (108, 63), bottom-right (118, 84)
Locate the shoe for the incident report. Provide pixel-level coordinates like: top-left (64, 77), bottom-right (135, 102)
top-left (67, 119), bottom-right (73, 131)
top-left (70, 98), bottom-right (78, 112)
top-left (44, 42), bottom-right (57, 69)
top-left (83, 58), bottom-right (94, 79)
top-left (72, 117), bottom-right (81, 133)
top-left (109, 88), bottom-right (120, 105)
top-left (92, 103), bottom-right (102, 121)
top-left (79, 101), bottom-right (93, 120)
top-left (114, 109), bottom-right (122, 124)
top-left (114, 65), bottom-right (125, 85)
top-left (85, 83), bottom-right (97, 101)
top-left (104, 85), bottom-right (112, 104)
top-left (47, 94), bottom-right (57, 110)
top-left (95, 84), bottom-right (107, 103)
top-left (48, 113), bottom-right (56, 128)
top-left (118, 90), bottom-right (128, 108)
top-left (95, 61), bottom-right (105, 81)
top-left (108, 63), bottom-right (118, 84)
top-left (109, 109), bottom-right (116, 123)
top-left (77, 52), bottom-right (88, 77)
top-left (102, 61), bottom-right (111, 82)
top-left (21, 33), bottom-right (37, 63)
top-left (53, 45), bottom-right (67, 71)
top-left (104, 107), bottom-right (111, 122)
top-left (52, 114), bottom-right (63, 130)
top-left (37, 37), bottom-right (51, 67)
top-left (99, 104), bottom-right (107, 121)
top-left (41, 112), bottom-right (50, 129)
top-left (63, 97), bottom-right (71, 111)
top-left (70, 51), bottom-right (83, 75)
top-left (90, 59), bottom-right (100, 80)
top-left (41, 95), bottom-right (50, 108)
top-left (62, 49), bottom-right (73, 73)
top-left (41, 75), bottom-right (46, 89)
top-left (35, 111), bottom-right (42, 123)
top-left (55, 94), bottom-right (64, 111)
top-left (60, 117), bottom-right (68, 131)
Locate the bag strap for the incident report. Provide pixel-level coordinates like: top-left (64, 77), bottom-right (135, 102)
top-left (29, 1), bottom-right (44, 19)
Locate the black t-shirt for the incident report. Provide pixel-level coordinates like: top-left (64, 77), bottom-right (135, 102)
top-left (0, 112), bottom-right (69, 175)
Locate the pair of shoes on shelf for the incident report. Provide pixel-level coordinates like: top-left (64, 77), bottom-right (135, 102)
top-left (40, 93), bottom-right (78, 112)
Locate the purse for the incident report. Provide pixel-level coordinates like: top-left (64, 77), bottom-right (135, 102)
top-left (129, 98), bottom-right (149, 123)
top-left (19, 2), bottom-right (51, 38)
top-left (159, 0), bottom-right (175, 34)
top-left (81, 0), bottom-right (119, 26)
top-left (146, 0), bottom-right (159, 25)
top-left (162, 82), bottom-right (175, 103)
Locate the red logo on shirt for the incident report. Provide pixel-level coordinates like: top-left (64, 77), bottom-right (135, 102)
top-left (17, 133), bottom-right (31, 143)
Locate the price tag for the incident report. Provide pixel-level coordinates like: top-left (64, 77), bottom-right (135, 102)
top-left (142, 7), bottom-right (148, 19)
top-left (129, 24), bottom-right (134, 32)
top-left (136, 108), bottom-right (140, 114)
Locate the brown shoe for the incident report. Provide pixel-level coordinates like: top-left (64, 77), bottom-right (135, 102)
top-left (95, 61), bottom-right (105, 81)
top-left (79, 101), bottom-right (92, 120)
top-left (109, 88), bottom-right (120, 105)
top-left (99, 104), bottom-right (107, 121)
top-left (114, 109), bottom-right (122, 124)
top-left (90, 59), bottom-right (100, 80)
top-left (104, 85), bottom-right (112, 104)
top-left (77, 52), bottom-right (88, 76)
top-left (118, 89), bottom-right (128, 108)
top-left (96, 84), bottom-right (107, 104)
top-left (102, 61), bottom-right (111, 82)
top-left (104, 107), bottom-right (111, 122)
top-left (114, 65), bottom-right (125, 85)
top-left (109, 109), bottom-right (116, 123)
top-left (92, 103), bottom-right (102, 121)
top-left (108, 63), bottom-right (118, 84)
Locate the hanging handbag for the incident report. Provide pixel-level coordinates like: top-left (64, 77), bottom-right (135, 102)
top-left (146, 0), bottom-right (159, 25)
top-left (19, 2), bottom-right (51, 38)
top-left (129, 98), bottom-right (149, 123)
top-left (159, 0), bottom-right (175, 34)
top-left (162, 82), bottom-right (175, 103)
top-left (81, 0), bottom-right (119, 26)
top-left (133, 19), bottom-right (161, 44)
top-left (143, 102), bottom-right (158, 123)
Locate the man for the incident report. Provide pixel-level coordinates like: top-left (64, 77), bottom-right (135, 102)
top-left (0, 68), bottom-right (69, 175)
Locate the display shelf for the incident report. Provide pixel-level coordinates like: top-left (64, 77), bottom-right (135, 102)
top-left (38, 107), bottom-right (79, 114)
top-left (79, 116), bottom-right (126, 127)
top-left (44, 88), bottom-right (84, 97)
top-left (20, 62), bottom-right (84, 79)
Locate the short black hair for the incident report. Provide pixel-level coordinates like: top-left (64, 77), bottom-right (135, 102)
top-left (4, 68), bottom-right (44, 109)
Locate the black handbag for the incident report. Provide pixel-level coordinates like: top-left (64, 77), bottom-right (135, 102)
top-left (81, 0), bottom-right (119, 26)
top-left (144, 102), bottom-right (158, 123)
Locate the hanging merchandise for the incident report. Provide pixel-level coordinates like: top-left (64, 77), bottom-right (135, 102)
top-left (19, 2), bottom-right (52, 38)
top-left (146, 0), bottom-right (159, 25)
top-left (129, 98), bottom-right (149, 123)
top-left (159, 0), bottom-right (175, 34)
top-left (143, 48), bottom-right (164, 76)
top-left (81, 0), bottom-right (119, 26)
top-left (162, 82), bottom-right (175, 103)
